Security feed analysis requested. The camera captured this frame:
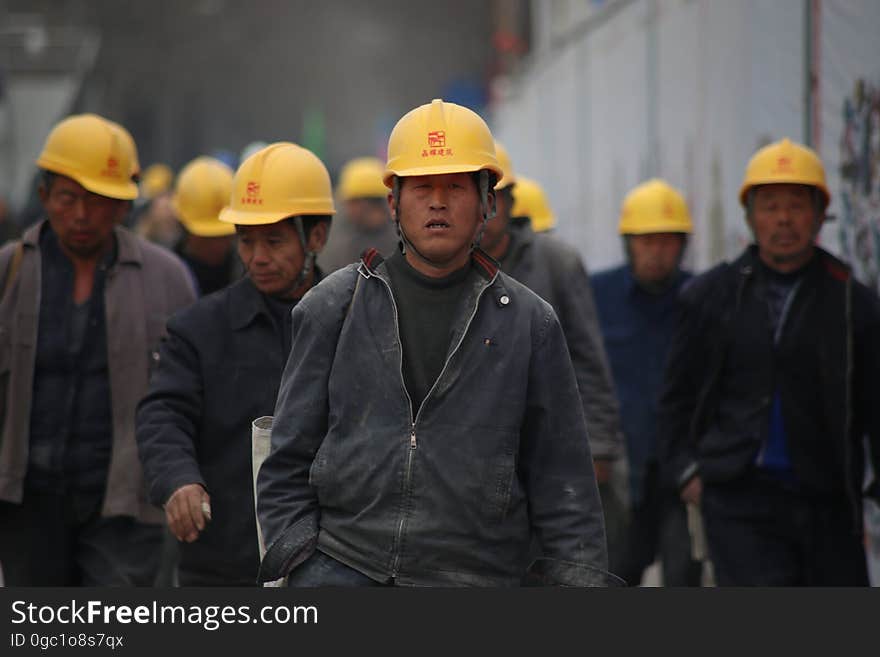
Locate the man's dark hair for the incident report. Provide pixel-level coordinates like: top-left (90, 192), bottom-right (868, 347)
top-left (39, 170), bottom-right (57, 193)
top-left (287, 215), bottom-right (331, 240)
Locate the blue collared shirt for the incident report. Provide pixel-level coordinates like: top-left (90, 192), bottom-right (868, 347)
top-left (592, 264), bottom-right (691, 505)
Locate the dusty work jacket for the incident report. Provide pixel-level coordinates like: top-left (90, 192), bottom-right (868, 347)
top-left (257, 249), bottom-right (617, 587)
top-left (0, 220), bottom-right (196, 522)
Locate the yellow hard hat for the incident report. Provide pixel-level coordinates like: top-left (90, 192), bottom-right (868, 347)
top-left (36, 113), bottom-right (139, 200)
top-left (141, 163), bottom-right (174, 200)
top-left (618, 179), bottom-right (693, 235)
top-left (383, 98), bottom-right (503, 187)
top-left (738, 138), bottom-right (830, 209)
top-left (337, 157), bottom-right (387, 201)
top-left (511, 176), bottom-right (556, 232)
top-left (172, 157), bottom-right (235, 237)
top-left (493, 141), bottom-right (516, 190)
top-left (107, 120), bottom-right (141, 183)
top-left (219, 142), bottom-right (335, 226)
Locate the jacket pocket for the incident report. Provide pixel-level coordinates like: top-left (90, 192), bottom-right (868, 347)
top-left (308, 440), bottom-right (329, 489)
top-left (484, 436), bottom-right (518, 524)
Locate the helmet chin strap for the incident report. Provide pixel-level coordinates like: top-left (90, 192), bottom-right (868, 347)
top-left (291, 215), bottom-right (315, 292)
top-left (392, 171), bottom-right (497, 265)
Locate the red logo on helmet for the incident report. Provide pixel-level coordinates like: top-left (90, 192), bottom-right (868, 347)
top-left (242, 181), bottom-right (263, 205)
top-left (776, 156), bottom-right (793, 172)
top-left (101, 156), bottom-right (121, 178)
top-left (428, 131), bottom-right (446, 148)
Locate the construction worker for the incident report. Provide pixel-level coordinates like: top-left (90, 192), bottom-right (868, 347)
top-left (134, 162), bottom-right (181, 249)
top-left (140, 163), bottom-right (173, 200)
top-left (480, 142), bottom-right (626, 566)
top-left (256, 99), bottom-right (618, 587)
top-left (658, 139), bottom-right (880, 585)
top-left (171, 156), bottom-right (242, 296)
top-left (0, 114), bottom-right (196, 585)
top-left (320, 156), bottom-right (397, 272)
top-left (510, 175), bottom-right (556, 233)
top-left (136, 143), bottom-right (332, 586)
top-left (592, 179), bottom-right (702, 586)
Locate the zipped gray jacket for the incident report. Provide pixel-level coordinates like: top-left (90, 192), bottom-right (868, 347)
top-left (257, 249), bottom-right (617, 586)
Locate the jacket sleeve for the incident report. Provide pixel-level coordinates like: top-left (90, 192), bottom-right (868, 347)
top-left (520, 308), bottom-right (621, 586)
top-left (656, 282), bottom-right (709, 490)
top-left (255, 300), bottom-right (335, 582)
top-left (135, 316), bottom-right (206, 507)
top-left (553, 254), bottom-right (624, 460)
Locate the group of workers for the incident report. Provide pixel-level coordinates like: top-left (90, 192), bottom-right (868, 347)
top-left (0, 97), bottom-right (877, 588)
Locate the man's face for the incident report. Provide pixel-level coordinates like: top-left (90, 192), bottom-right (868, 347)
top-left (236, 219), bottom-right (327, 299)
top-left (748, 183), bottom-right (822, 271)
top-left (628, 232), bottom-right (685, 286)
top-left (480, 186), bottom-right (512, 255)
top-left (390, 173), bottom-right (488, 272)
top-left (344, 198), bottom-right (390, 230)
top-left (40, 175), bottom-right (126, 259)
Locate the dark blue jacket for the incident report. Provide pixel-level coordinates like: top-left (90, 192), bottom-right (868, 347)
top-left (257, 249), bottom-right (616, 587)
top-left (592, 265), bottom-right (691, 505)
top-left (136, 277), bottom-right (290, 585)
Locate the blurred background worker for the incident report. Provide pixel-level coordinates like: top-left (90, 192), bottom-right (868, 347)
top-left (592, 179), bottom-right (701, 587)
top-left (480, 142), bottom-right (627, 568)
top-left (320, 156), bottom-right (397, 272)
top-left (134, 163), bottom-right (181, 249)
top-left (0, 113), bottom-right (196, 586)
top-left (510, 175), bottom-right (556, 233)
top-left (171, 156), bottom-right (242, 296)
top-left (659, 139), bottom-right (880, 586)
top-left (136, 143), bottom-right (332, 586)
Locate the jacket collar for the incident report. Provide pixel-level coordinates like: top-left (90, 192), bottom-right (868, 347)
top-left (228, 267), bottom-right (325, 330)
top-left (25, 219), bottom-right (144, 267)
top-left (738, 243), bottom-right (850, 282)
top-left (359, 246), bottom-right (499, 282)
top-left (228, 277), bottom-right (271, 330)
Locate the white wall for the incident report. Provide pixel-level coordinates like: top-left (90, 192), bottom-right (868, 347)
top-left (492, 0), bottom-right (814, 274)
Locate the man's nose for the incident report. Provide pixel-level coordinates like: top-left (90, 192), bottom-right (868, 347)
top-left (429, 186), bottom-right (448, 209)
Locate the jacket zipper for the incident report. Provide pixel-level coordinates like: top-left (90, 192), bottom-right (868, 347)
top-left (371, 266), bottom-right (498, 578)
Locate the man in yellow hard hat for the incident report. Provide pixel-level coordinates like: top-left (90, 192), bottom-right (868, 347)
top-left (0, 114), bottom-right (196, 586)
top-left (320, 157), bottom-right (397, 272)
top-left (140, 163), bottom-right (173, 200)
top-left (256, 99), bottom-right (619, 587)
top-left (170, 156), bottom-right (242, 296)
top-left (136, 143), bottom-right (333, 586)
top-left (481, 142), bottom-right (626, 566)
top-left (592, 179), bottom-right (701, 586)
top-left (659, 138), bottom-right (880, 585)
top-left (134, 163), bottom-right (181, 249)
top-left (510, 175), bottom-right (556, 233)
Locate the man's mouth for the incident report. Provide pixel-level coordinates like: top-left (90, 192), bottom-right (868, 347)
top-left (425, 219), bottom-right (451, 230)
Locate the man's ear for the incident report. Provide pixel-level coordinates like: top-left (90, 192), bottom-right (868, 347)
top-left (308, 220), bottom-right (330, 253)
top-left (387, 192), bottom-right (397, 221)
